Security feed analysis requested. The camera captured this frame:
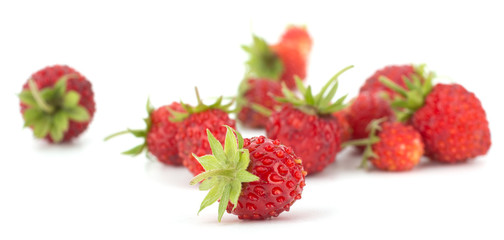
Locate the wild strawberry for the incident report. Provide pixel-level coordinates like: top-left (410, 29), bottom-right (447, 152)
top-left (266, 66), bottom-right (353, 174)
top-left (271, 42), bottom-right (307, 89)
top-left (105, 100), bottom-right (185, 165)
top-left (190, 126), bottom-right (306, 221)
top-left (19, 65), bottom-right (95, 143)
top-left (346, 91), bottom-right (395, 141)
top-left (381, 69), bottom-right (491, 163)
top-left (241, 25), bottom-right (312, 90)
top-left (360, 64), bottom-right (425, 98)
top-left (332, 109), bottom-right (352, 145)
top-left (237, 78), bottom-right (282, 129)
top-left (172, 89), bottom-right (236, 175)
top-left (345, 119), bottom-right (424, 171)
top-left (279, 25), bottom-right (313, 59)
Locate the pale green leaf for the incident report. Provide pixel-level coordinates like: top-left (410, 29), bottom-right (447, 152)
top-left (229, 181), bottom-right (242, 211)
top-left (122, 144), bottom-right (145, 155)
top-left (33, 115), bottom-right (51, 138)
top-left (193, 154), bottom-right (221, 171)
top-left (294, 76), bottom-right (306, 95)
top-left (319, 80), bottom-right (339, 107)
top-left (40, 88), bottom-right (57, 101)
top-left (19, 91), bottom-right (37, 107)
top-left (66, 106), bottom-right (90, 122)
top-left (236, 170), bottom-right (259, 183)
top-left (54, 77), bottom-right (67, 96)
top-left (198, 181), bottom-right (226, 214)
top-left (236, 130), bottom-right (244, 149)
top-left (305, 86), bottom-right (315, 105)
top-left (23, 108), bottom-right (43, 127)
top-left (49, 126), bottom-right (64, 142)
top-left (199, 177), bottom-right (217, 191)
top-left (206, 129), bottom-right (226, 163)
top-left (217, 185), bottom-right (231, 222)
top-left (52, 111), bottom-right (69, 134)
top-left (224, 126), bottom-right (239, 166)
top-left (63, 91), bottom-right (80, 108)
top-left (236, 149), bottom-right (250, 171)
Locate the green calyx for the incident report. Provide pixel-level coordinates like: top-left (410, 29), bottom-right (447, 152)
top-left (341, 118), bottom-right (387, 169)
top-left (169, 87), bottom-right (235, 122)
top-left (104, 98), bottom-right (154, 156)
top-left (379, 64), bottom-right (436, 122)
top-left (242, 35), bottom-right (284, 80)
top-left (190, 126), bottom-right (259, 222)
top-left (19, 75), bottom-right (91, 142)
top-left (276, 65), bottom-right (353, 115)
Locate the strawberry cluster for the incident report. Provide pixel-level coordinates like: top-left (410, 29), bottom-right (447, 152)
top-left (18, 26), bottom-right (491, 223)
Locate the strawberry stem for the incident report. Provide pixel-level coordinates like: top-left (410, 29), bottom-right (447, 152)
top-left (28, 79), bottom-right (54, 113)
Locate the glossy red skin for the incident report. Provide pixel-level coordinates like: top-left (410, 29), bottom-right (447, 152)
top-left (346, 91), bottom-right (395, 141)
top-left (360, 65), bottom-right (417, 98)
top-left (266, 105), bottom-right (341, 174)
top-left (411, 84), bottom-right (491, 163)
top-left (146, 102), bottom-right (184, 165)
top-left (280, 26), bottom-right (312, 60)
top-left (176, 109), bottom-right (236, 175)
top-left (20, 65), bottom-right (95, 143)
top-left (370, 122), bottom-right (424, 171)
top-left (226, 136), bottom-right (306, 220)
top-left (238, 78), bottom-right (282, 129)
top-left (271, 42), bottom-right (308, 90)
top-left (333, 110), bottom-right (352, 144)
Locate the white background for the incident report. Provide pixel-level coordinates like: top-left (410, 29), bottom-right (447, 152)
top-left (1, 1), bottom-right (503, 239)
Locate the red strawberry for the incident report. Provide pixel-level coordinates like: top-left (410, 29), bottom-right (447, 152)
top-left (346, 119), bottom-right (424, 171)
top-left (237, 78), bottom-right (282, 128)
top-left (19, 65), bottom-right (95, 143)
top-left (105, 100), bottom-right (184, 165)
top-left (190, 126), bottom-right (306, 221)
top-left (332, 109), bottom-right (352, 144)
top-left (360, 64), bottom-right (424, 98)
top-left (381, 70), bottom-right (491, 163)
top-left (346, 91), bottom-right (395, 141)
top-left (241, 25), bottom-right (312, 90)
top-left (279, 25), bottom-right (312, 59)
top-left (271, 42), bottom-right (307, 89)
top-left (172, 89), bottom-right (236, 175)
top-left (266, 66), bottom-right (353, 174)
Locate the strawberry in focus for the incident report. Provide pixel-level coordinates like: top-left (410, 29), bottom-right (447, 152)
top-left (266, 66), bottom-right (353, 174)
top-left (172, 88), bottom-right (236, 175)
top-left (19, 65), bottom-right (95, 143)
top-left (381, 69), bottom-right (491, 163)
top-left (190, 126), bottom-right (306, 221)
top-left (105, 100), bottom-right (185, 165)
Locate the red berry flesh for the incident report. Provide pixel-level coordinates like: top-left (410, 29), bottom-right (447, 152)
top-left (146, 102), bottom-right (185, 165)
top-left (226, 136), bottom-right (306, 220)
top-left (411, 84), bottom-right (491, 163)
top-left (177, 109), bottom-right (236, 175)
top-left (266, 105), bottom-right (341, 174)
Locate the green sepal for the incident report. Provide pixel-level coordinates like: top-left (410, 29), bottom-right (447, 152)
top-left (341, 118), bottom-right (386, 169)
top-left (104, 98), bottom-right (155, 156)
top-left (190, 125), bottom-right (259, 222)
top-left (170, 87), bottom-right (235, 122)
top-left (20, 75), bottom-right (91, 142)
top-left (379, 64), bottom-right (436, 122)
top-left (276, 66), bottom-right (353, 116)
top-left (242, 35), bottom-right (284, 80)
